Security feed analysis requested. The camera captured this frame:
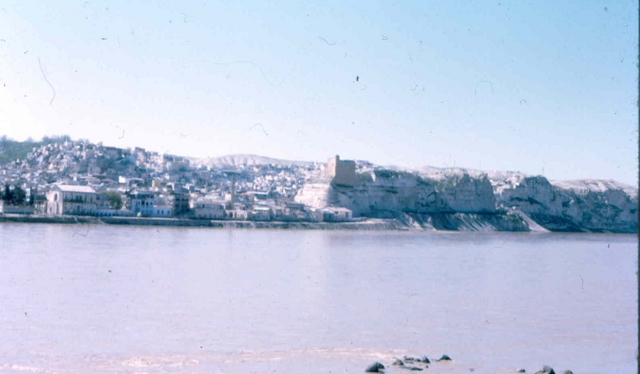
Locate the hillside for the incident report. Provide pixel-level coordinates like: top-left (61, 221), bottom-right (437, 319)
top-left (0, 135), bottom-right (71, 164)
top-left (190, 154), bottom-right (315, 168)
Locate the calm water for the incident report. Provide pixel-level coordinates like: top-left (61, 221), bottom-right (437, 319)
top-left (0, 223), bottom-right (636, 373)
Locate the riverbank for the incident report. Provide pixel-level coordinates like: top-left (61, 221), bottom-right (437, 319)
top-left (0, 214), bottom-right (405, 230)
top-left (101, 216), bottom-right (406, 230)
top-left (1, 213), bottom-right (635, 232)
top-left (0, 214), bottom-right (101, 224)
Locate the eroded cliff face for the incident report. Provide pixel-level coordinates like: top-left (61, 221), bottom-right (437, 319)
top-left (296, 169), bottom-right (498, 216)
top-left (295, 167), bottom-right (637, 233)
top-left (332, 170), bottom-right (438, 216)
top-left (294, 183), bottom-right (334, 209)
top-left (435, 173), bottom-right (497, 213)
top-left (493, 176), bottom-right (638, 233)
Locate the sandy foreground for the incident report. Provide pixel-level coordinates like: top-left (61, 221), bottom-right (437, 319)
top-left (0, 348), bottom-right (574, 374)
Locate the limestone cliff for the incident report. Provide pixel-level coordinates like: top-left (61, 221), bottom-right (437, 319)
top-left (295, 167), bottom-right (637, 233)
top-left (493, 176), bottom-right (637, 233)
top-left (295, 168), bottom-right (527, 231)
top-left (296, 169), bottom-right (497, 215)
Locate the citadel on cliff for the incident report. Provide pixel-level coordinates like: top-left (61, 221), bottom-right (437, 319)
top-left (0, 139), bottom-right (636, 233)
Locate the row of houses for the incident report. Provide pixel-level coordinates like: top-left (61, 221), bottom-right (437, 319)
top-left (42, 185), bottom-right (195, 218)
top-left (1, 184), bottom-right (353, 222)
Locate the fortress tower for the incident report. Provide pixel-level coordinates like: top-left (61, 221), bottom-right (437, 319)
top-left (324, 155), bottom-right (357, 187)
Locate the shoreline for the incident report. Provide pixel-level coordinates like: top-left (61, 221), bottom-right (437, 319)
top-left (0, 214), bottom-right (405, 230)
top-left (0, 214), bottom-right (635, 233)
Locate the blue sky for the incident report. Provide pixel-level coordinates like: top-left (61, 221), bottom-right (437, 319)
top-left (0, 0), bottom-right (637, 184)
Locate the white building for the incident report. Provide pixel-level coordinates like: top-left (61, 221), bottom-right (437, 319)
top-left (45, 185), bottom-right (97, 215)
top-left (321, 207), bottom-right (353, 222)
top-left (149, 205), bottom-right (173, 217)
top-left (129, 191), bottom-right (155, 215)
top-left (249, 205), bottom-right (272, 221)
top-left (226, 209), bottom-right (248, 220)
top-left (191, 199), bottom-right (225, 220)
top-left (128, 191), bottom-right (173, 217)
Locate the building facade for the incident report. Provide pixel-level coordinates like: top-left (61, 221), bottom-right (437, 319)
top-left (128, 191), bottom-right (172, 217)
top-left (191, 199), bottom-right (225, 219)
top-left (321, 207), bottom-right (353, 222)
top-left (171, 192), bottom-right (190, 216)
top-left (45, 185), bottom-right (97, 215)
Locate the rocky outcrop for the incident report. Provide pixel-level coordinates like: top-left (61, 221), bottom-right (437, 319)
top-left (331, 170), bottom-right (441, 216)
top-left (494, 176), bottom-right (637, 233)
top-left (404, 212), bottom-right (529, 231)
top-left (295, 166), bottom-right (638, 233)
top-left (296, 169), bottom-right (498, 216)
top-left (295, 169), bottom-right (528, 231)
top-left (435, 174), bottom-right (496, 213)
top-left (293, 183), bottom-right (335, 209)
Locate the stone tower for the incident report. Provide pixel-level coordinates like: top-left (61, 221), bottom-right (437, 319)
top-left (324, 155), bottom-right (357, 187)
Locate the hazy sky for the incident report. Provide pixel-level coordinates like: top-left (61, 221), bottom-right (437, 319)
top-left (0, 1), bottom-right (637, 184)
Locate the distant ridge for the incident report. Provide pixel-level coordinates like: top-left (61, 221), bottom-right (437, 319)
top-left (405, 165), bottom-right (524, 182)
top-left (192, 154), bottom-right (638, 197)
top-left (2, 135), bottom-right (635, 197)
top-left (397, 165), bottom-right (638, 196)
top-left (550, 179), bottom-right (638, 197)
top-left (190, 154), bottom-right (315, 168)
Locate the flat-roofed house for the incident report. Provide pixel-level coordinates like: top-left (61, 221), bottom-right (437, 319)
top-left (285, 202), bottom-right (306, 211)
top-left (128, 190), bottom-right (155, 215)
top-left (45, 185), bottom-right (97, 215)
top-left (249, 205), bottom-right (272, 221)
top-left (191, 199), bottom-right (226, 220)
top-left (128, 190), bottom-right (173, 217)
top-left (226, 209), bottom-right (248, 220)
top-left (150, 205), bottom-right (173, 217)
top-left (321, 207), bottom-right (353, 222)
top-left (170, 191), bottom-right (190, 216)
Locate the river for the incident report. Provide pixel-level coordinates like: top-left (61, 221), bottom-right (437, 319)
top-left (0, 223), bottom-right (636, 373)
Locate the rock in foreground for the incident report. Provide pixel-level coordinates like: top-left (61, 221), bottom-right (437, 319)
top-left (365, 362), bottom-right (385, 372)
top-left (534, 365), bottom-right (555, 374)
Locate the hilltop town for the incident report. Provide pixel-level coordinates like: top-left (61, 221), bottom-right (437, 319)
top-left (0, 138), bottom-right (637, 233)
top-left (0, 139), bottom-right (358, 222)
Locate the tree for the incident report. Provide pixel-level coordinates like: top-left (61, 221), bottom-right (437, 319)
top-left (3, 184), bottom-right (11, 201)
top-left (101, 191), bottom-right (123, 209)
top-left (29, 188), bottom-right (36, 206)
top-left (10, 186), bottom-right (26, 205)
